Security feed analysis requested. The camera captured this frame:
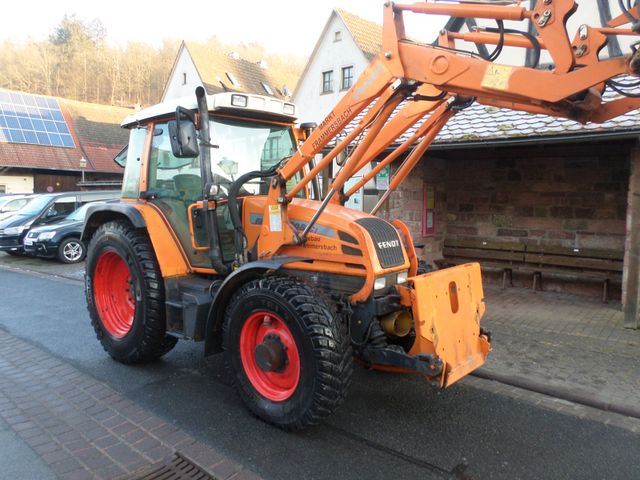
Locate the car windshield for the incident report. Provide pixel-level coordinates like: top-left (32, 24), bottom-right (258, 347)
top-left (2, 197), bottom-right (30, 212)
top-left (65, 202), bottom-right (96, 221)
top-left (15, 195), bottom-right (54, 215)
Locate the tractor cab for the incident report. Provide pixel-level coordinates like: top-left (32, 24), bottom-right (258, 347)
top-left (116, 91), bottom-right (303, 270)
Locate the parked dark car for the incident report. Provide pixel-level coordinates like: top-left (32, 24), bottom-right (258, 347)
top-left (23, 201), bottom-right (110, 263)
top-left (0, 191), bottom-right (120, 255)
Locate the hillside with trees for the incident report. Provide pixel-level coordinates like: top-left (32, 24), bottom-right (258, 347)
top-left (0, 15), bottom-right (305, 108)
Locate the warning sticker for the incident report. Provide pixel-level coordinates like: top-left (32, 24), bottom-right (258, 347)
top-left (269, 204), bottom-right (282, 232)
top-left (481, 64), bottom-right (512, 91)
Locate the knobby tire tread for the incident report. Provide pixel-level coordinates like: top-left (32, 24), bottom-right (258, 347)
top-left (87, 220), bottom-right (176, 364)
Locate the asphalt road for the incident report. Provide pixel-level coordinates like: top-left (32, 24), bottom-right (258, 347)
top-left (0, 260), bottom-right (638, 480)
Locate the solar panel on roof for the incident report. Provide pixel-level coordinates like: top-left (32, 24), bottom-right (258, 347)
top-left (0, 91), bottom-right (75, 148)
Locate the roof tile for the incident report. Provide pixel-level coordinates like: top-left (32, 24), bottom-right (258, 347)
top-left (336, 10), bottom-right (383, 61)
top-left (186, 43), bottom-right (298, 99)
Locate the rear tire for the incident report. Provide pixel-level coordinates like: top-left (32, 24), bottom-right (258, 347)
top-left (57, 237), bottom-right (85, 264)
top-left (85, 220), bottom-right (177, 364)
top-left (223, 276), bottom-right (352, 430)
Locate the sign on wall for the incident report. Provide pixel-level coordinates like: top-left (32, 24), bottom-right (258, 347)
top-left (423, 184), bottom-right (435, 236)
top-left (375, 166), bottom-right (390, 190)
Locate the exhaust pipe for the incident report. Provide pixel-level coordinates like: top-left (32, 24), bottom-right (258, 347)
top-left (380, 311), bottom-right (413, 338)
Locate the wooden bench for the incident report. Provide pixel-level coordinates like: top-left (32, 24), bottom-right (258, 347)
top-left (437, 239), bottom-right (623, 303)
top-left (437, 238), bottom-right (525, 289)
top-left (523, 245), bottom-right (623, 303)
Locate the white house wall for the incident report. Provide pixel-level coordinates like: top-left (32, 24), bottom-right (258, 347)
top-left (162, 48), bottom-right (204, 101)
top-left (294, 14), bottom-right (370, 125)
top-left (0, 174), bottom-right (33, 194)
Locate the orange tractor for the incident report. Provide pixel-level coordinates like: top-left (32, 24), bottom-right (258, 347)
top-left (83, 1), bottom-right (640, 429)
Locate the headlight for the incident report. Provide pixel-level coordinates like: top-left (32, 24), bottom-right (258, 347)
top-left (231, 94), bottom-right (248, 107)
top-left (38, 231), bottom-right (56, 241)
top-left (374, 277), bottom-right (386, 291)
top-left (3, 226), bottom-right (26, 236)
top-left (397, 271), bottom-right (408, 284)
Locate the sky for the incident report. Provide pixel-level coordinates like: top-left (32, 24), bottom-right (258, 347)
top-left (1, 0), bottom-right (445, 57)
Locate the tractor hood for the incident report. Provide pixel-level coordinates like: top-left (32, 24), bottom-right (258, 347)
top-left (244, 197), bottom-right (409, 276)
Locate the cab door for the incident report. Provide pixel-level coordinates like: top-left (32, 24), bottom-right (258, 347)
top-left (146, 122), bottom-right (214, 269)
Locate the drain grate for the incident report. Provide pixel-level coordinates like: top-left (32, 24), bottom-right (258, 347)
top-left (124, 453), bottom-right (217, 480)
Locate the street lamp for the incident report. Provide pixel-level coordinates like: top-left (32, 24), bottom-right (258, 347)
top-left (79, 157), bottom-right (87, 184)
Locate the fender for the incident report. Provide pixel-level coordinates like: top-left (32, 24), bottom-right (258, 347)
top-left (82, 202), bottom-right (146, 242)
top-left (204, 256), bottom-right (311, 355)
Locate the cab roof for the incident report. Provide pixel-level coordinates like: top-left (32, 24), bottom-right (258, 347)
top-left (121, 92), bottom-right (298, 127)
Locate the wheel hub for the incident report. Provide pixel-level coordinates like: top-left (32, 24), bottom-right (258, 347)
top-left (239, 311), bottom-right (301, 401)
top-left (254, 334), bottom-right (288, 372)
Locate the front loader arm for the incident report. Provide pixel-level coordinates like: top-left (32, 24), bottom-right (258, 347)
top-left (258, 0), bottom-right (640, 259)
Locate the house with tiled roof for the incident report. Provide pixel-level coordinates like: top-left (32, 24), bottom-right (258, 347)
top-left (0, 88), bottom-right (131, 193)
top-left (293, 9), bottom-right (383, 125)
top-left (162, 42), bottom-right (297, 102)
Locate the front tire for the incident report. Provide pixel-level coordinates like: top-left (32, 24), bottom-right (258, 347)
top-left (85, 220), bottom-right (177, 364)
top-left (57, 237), bottom-right (85, 264)
top-left (223, 276), bottom-right (353, 430)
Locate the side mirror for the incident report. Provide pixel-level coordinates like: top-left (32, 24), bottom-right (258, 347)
top-left (168, 106), bottom-right (199, 158)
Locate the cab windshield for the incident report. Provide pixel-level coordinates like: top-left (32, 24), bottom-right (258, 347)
top-left (150, 116), bottom-right (297, 197)
top-left (209, 116), bottom-right (296, 193)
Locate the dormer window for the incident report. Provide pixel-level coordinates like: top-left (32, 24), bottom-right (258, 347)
top-left (334, 30), bottom-right (342, 42)
top-left (261, 82), bottom-right (274, 95)
top-left (226, 72), bottom-right (240, 86)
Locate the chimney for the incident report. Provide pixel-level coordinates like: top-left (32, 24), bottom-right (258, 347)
top-left (228, 51), bottom-right (240, 60)
top-left (257, 59), bottom-right (268, 69)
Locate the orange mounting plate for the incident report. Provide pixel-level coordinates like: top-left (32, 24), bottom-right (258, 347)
top-left (408, 262), bottom-right (491, 387)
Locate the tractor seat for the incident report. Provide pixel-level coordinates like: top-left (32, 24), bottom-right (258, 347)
top-left (174, 174), bottom-right (201, 203)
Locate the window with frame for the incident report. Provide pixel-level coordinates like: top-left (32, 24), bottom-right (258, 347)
top-left (341, 66), bottom-right (354, 90)
top-left (261, 82), bottom-right (274, 95)
top-left (182, 72), bottom-right (187, 85)
top-left (334, 30), bottom-right (342, 42)
top-left (322, 70), bottom-right (333, 93)
top-left (0, 185), bottom-right (5, 194)
top-left (226, 72), bottom-right (240, 86)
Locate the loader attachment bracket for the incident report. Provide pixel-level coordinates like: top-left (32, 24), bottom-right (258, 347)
top-left (361, 346), bottom-right (443, 377)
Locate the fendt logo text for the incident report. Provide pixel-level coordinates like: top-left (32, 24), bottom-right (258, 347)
top-left (377, 240), bottom-right (399, 249)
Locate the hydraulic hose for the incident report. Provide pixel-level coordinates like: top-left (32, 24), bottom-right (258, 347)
top-left (227, 168), bottom-right (278, 263)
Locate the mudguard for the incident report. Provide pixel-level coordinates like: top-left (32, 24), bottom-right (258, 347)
top-left (204, 256), bottom-right (311, 355)
top-left (82, 202), bottom-right (146, 242)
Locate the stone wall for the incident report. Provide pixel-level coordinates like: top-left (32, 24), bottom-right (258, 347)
top-left (386, 140), bottom-right (632, 298)
top-left (441, 142), bottom-right (629, 252)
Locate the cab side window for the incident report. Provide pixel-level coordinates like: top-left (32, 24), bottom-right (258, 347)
top-left (121, 127), bottom-right (148, 199)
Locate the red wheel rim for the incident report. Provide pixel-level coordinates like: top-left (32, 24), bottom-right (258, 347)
top-left (93, 250), bottom-right (135, 339)
top-left (239, 311), bottom-right (301, 402)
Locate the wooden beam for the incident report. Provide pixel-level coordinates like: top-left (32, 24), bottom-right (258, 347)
top-left (623, 147), bottom-right (640, 329)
